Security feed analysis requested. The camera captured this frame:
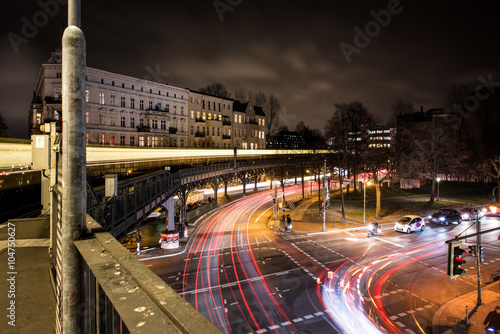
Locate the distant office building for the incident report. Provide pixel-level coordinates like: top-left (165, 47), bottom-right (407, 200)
top-left (267, 131), bottom-right (305, 149)
top-left (367, 124), bottom-right (396, 148)
top-left (30, 50), bottom-right (189, 147)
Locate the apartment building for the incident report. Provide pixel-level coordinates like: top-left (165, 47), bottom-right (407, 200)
top-left (29, 51), bottom-right (189, 147)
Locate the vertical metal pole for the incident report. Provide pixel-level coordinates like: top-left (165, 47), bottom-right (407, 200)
top-left (323, 159), bottom-right (326, 232)
top-left (466, 305), bottom-right (469, 325)
top-left (274, 185), bottom-right (277, 229)
top-left (62, 0), bottom-right (86, 331)
top-left (477, 217), bottom-right (482, 306)
top-left (363, 181), bottom-right (366, 225)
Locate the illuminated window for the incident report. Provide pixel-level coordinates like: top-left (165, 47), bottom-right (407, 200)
top-left (202, 112), bottom-right (206, 120)
top-left (238, 115), bottom-right (242, 123)
top-left (86, 112), bottom-right (89, 123)
top-left (99, 134), bottom-right (105, 144)
top-left (86, 90), bottom-right (89, 103)
top-left (139, 136), bottom-right (144, 147)
top-left (234, 114), bottom-right (237, 122)
top-left (208, 113), bottom-right (212, 120)
top-left (99, 93), bottom-right (105, 105)
top-left (191, 110), bottom-right (194, 119)
top-left (99, 114), bottom-right (105, 125)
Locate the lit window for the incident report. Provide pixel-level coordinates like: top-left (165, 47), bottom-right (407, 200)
top-left (86, 90), bottom-right (89, 103)
top-left (99, 93), bottom-right (105, 105)
top-left (238, 115), bottom-right (242, 123)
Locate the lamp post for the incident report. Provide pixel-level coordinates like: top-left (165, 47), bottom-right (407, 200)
top-left (437, 177), bottom-right (441, 202)
top-left (363, 180), bottom-right (371, 224)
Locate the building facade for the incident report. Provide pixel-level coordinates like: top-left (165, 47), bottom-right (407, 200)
top-left (30, 51), bottom-right (267, 149)
top-left (30, 51), bottom-right (189, 147)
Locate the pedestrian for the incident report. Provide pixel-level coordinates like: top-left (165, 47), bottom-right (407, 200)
top-left (286, 214), bottom-right (292, 231)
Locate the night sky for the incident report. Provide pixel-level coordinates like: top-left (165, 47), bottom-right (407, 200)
top-left (1, 0), bottom-right (499, 139)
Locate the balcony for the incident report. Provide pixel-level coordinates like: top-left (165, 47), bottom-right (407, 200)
top-left (195, 117), bottom-right (205, 123)
top-left (136, 125), bottom-right (150, 132)
top-left (222, 135), bottom-right (231, 140)
top-left (168, 127), bottom-right (178, 134)
top-left (44, 96), bottom-right (62, 104)
top-left (195, 131), bottom-right (206, 138)
top-left (222, 120), bottom-right (231, 126)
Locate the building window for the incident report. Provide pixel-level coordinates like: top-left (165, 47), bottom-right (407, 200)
top-left (161, 120), bottom-right (166, 130)
top-left (202, 100), bottom-right (205, 109)
top-left (112, 81), bottom-right (115, 86)
top-left (181, 106), bottom-right (184, 115)
top-left (120, 96), bottom-right (125, 107)
top-left (101, 79), bottom-right (104, 84)
top-left (139, 136), bottom-right (145, 147)
top-left (99, 114), bottom-right (105, 126)
top-left (190, 126), bottom-right (194, 134)
top-left (130, 136), bottom-right (135, 146)
top-left (174, 106), bottom-right (177, 114)
top-left (86, 112), bottom-right (89, 123)
top-left (110, 95), bottom-right (115, 106)
top-left (212, 127), bottom-right (215, 136)
top-left (140, 100), bottom-right (144, 110)
top-left (131, 85), bottom-right (134, 90)
top-left (149, 101), bottom-right (153, 109)
top-left (86, 90), bottom-right (89, 103)
top-left (166, 104), bottom-right (170, 113)
top-left (36, 113), bottom-right (42, 124)
top-left (234, 115), bottom-right (237, 122)
top-left (99, 93), bottom-right (105, 105)
top-left (120, 136), bottom-right (125, 146)
top-left (152, 120), bottom-right (158, 129)
top-left (208, 113), bottom-right (212, 120)
top-left (131, 117), bottom-right (135, 128)
top-left (219, 114), bottom-right (222, 121)
top-left (130, 98), bottom-right (135, 109)
top-left (218, 103), bottom-right (221, 111)
top-left (140, 118), bottom-right (144, 127)
top-left (228, 105), bottom-right (231, 111)
top-left (217, 128), bottom-right (220, 136)
top-left (110, 116), bottom-right (116, 126)
top-left (196, 111), bottom-right (200, 119)
top-left (191, 110), bottom-right (194, 119)
top-left (122, 83), bottom-right (125, 88)
top-left (239, 115), bottom-right (242, 123)
top-left (99, 134), bottom-right (105, 145)
top-left (121, 116), bottom-right (126, 127)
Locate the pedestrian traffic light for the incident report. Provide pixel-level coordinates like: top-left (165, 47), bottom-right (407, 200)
top-left (479, 246), bottom-right (484, 263)
top-left (448, 241), bottom-right (466, 281)
top-left (468, 245), bottom-right (476, 256)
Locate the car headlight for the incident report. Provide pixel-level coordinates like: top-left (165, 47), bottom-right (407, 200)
top-left (439, 217), bottom-right (445, 221)
top-left (428, 215), bottom-right (432, 219)
top-left (463, 214), bottom-right (469, 219)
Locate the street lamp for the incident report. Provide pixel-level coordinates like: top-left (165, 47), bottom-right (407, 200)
top-left (363, 180), bottom-right (371, 224)
top-left (437, 177), bottom-right (441, 202)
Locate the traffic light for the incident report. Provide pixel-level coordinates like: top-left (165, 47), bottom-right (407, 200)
top-left (468, 245), bottom-right (476, 256)
top-left (479, 246), bottom-right (484, 263)
top-left (448, 241), bottom-right (466, 281)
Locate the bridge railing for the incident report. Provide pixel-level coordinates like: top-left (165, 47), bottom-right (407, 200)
top-left (74, 215), bottom-right (222, 334)
top-left (87, 159), bottom-right (283, 236)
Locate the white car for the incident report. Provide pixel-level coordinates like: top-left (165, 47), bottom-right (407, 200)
top-left (394, 215), bottom-right (425, 234)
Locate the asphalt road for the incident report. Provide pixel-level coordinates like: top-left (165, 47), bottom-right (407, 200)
top-left (145, 189), bottom-right (500, 334)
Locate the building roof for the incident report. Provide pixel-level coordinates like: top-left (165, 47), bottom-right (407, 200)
top-left (254, 106), bottom-right (266, 117)
top-left (232, 101), bottom-right (248, 113)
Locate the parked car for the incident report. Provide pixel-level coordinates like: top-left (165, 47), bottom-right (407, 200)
top-left (394, 215), bottom-right (425, 234)
top-left (428, 209), bottom-right (462, 225)
top-left (460, 208), bottom-right (479, 221)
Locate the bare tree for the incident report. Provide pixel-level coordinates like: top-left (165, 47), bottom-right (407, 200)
top-left (234, 88), bottom-right (247, 102)
top-left (267, 94), bottom-right (281, 137)
top-left (198, 82), bottom-right (231, 98)
top-left (0, 111), bottom-right (8, 137)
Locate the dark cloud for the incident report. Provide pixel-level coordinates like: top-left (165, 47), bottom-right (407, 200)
top-left (1, 0), bottom-right (499, 138)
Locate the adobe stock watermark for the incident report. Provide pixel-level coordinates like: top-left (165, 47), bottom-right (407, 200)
top-left (213, 0), bottom-right (243, 22)
top-left (7, 0), bottom-right (68, 54)
top-left (143, 64), bottom-right (170, 83)
top-left (339, 0), bottom-right (411, 64)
